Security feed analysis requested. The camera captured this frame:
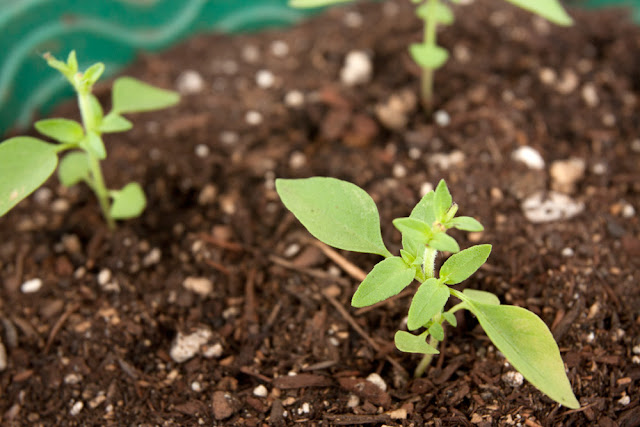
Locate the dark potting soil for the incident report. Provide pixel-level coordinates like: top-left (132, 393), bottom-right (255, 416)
top-left (1, 0), bottom-right (639, 425)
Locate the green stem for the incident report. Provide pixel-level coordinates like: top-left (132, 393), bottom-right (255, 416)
top-left (422, 246), bottom-right (438, 279)
top-left (421, 0), bottom-right (439, 111)
top-left (414, 334), bottom-right (440, 378)
top-left (77, 89), bottom-right (115, 230)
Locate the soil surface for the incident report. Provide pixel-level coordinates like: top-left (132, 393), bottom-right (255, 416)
top-left (1, 0), bottom-right (640, 425)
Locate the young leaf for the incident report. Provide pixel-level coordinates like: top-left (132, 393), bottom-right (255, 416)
top-left (428, 232), bottom-right (459, 253)
top-left (462, 289), bottom-right (500, 305)
top-left (88, 94), bottom-right (104, 126)
top-left (407, 278), bottom-right (450, 330)
top-left (85, 132), bottom-right (106, 160)
top-left (409, 190), bottom-right (436, 225)
top-left (433, 179), bottom-right (452, 220)
top-left (58, 152), bottom-right (89, 187)
top-left (110, 182), bottom-right (146, 219)
top-left (34, 118), bottom-right (84, 144)
top-left (112, 77), bottom-right (180, 114)
top-left (442, 311), bottom-right (457, 327)
top-left (465, 300), bottom-right (579, 409)
top-left (0, 137), bottom-right (59, 216)
top-left (428, 322), bottom-right (444, 341)
top-left (394, 330), bottom-right (439, 355)
top-left (289, 0), bottom-right (353, 7)
top-left (503, 0), bottom-right (573, 26)
top-left (352, 257), bottom-right (415, 307)
top-left (394, 217), bottom-right (432, 247)
top-left (416, 2), bottom-right (454, 25)
top-left (83, 63), bottom-right (105, 86)
top-left (66, 50), bottom-right (78, 73)
top-left (448, 216), bottom-right (484, 232)
top-left (409, 43), bottom-right (449, 70)
top-left (276, 177), bottom-right (391, 257)
top-left (100, 112), bottom-right (133, 133)
top-left (440, 244), bottom-right (491, 284)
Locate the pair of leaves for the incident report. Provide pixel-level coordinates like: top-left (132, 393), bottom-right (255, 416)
top-left (459, 290), bottom-right (580, 409)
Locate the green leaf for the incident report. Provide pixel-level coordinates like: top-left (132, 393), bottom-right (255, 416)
top-left (449, 216), bottom-right (484, 232)
top-left (442, 311), bottom-right (457, 327)
top-left (67, 51), bottom-right (78, 73)
top-left (100, 112), bottom-right (133, 133)
top-left (44, 52), bottom-right (69, 75)
top-left (462, 289), bottom-right (500, 305)
top-left (433, 179), bottom-right (452, 220)
top-left (409, 43), bottom-right (449, 70)
top-left (34, 118), bottom-right (84, 144)
top-left (407, 278), bottom-right (450, 330)
top-left (112, 77), bottom-right (180, 114)
top-left (0, 137), bottom-right (59, 216)
top-left (352, 257), bottom-right (415, 307)
top-left (58, 152), bottom-right (89, 187)
top-left (83, 62), bottom-right (105, 86)
top-left (428, 232), bottom-right (459, 253)
top-left (394, 330), bottom-right (439, 355)
top-left (276, 177), bottom-right (391, 257)
top-left (416, 2), bottom-right (454, 25)
top-left (440, 244), bottom-right (491, 284)
top-left (410, 191), bottom-right (436, 224)
top-left (503, 0), bottom-right (573, 26)
top-left (465, 300), bottom-right (579, 408)
top-left (428, 322), bottom-right (444, 341)
top-left (394, 217), bottom-right (432, 249)
top-left (84, 131), bottom-right (106, 160)
top-left (289, 0), bottom-right (353, 7)
top-left (110, 182), bottom-right (146, 219)
top-left (88, 94), bottom-right (104, 126)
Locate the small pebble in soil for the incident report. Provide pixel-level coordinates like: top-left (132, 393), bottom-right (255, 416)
top-left (393, 164), bottom-right (407, 179)
top-left (194, 144), bottom-right (210, 158)
top-left (142, 248), bottom-right (162, 267)
top-left (340, 50), bottom-right (372, 87)
top-left (538, 67), bottom-right (557, 85)
top-left (182, 276), bottom-right (213, 297)
top-left (270, 40), bottom-right (289, 57)
top-left (581, 83), bottom-right (599, 107)
top-left (64, 373), bottom-right (82, 385)
top-left (622, 203), bottom-right (636, 218)
top-left (618, 395), bottom-right (631, 406)
top-left (241, 44), bottom-right (260, 63)
top-left (69, 401), bottom-right (84, 416)
top-left (253, 384), bottom-right (268, 398)
top-left (176, 70), bottom-right (205, 95)
top-left (283, 243), bottom-right (301, 258)
top-left (97, 269), bottom-right (112, 286)
top-left (511, 146), bottom-right (545, 170)
top-left (191, 381), bottom-right (202, 392)
top-left (170, 327), bottom-right (213, 363)
top-left (408, 148), bottom-right (421, 160)
top-left (502, 371), bottom-right (524, 387)
top-left (198, 184), bottom-right (218, 205)
top-left (33, 187), bottom-right (53, 205)
top-left (0, 341), bottom-right (7, 371)
top-left (388, 408), bottom-right (408, 420)
top-left (632, 139), bottom-right (640, 153)
top-left (556, 69), bottom-right (579, 94)
top-left (298, 402), bottom-right (311, 415)
top-left (550, 157), bottom-right (585, 194)
top-left (561, 247), bottom-right (574, 257)
top-left (289, 151), bottom-right (307, 169)
top-left (245, 110), bottom-right (263, 126)
top-left (585, 332), bottom-right (596, 343)
top-left (366, 373), bottom-right (387, 392)
top-left (62, 234), bottom-right (82, 254)
top-left (433, 110), bottom-right (450, 127)
top-left (255, 69), bottom-right (275, 89)
top-left (592, 162), bottom-right (607, 175)
top-left (284, 90), bottom-right (305, 108)
top-left (602, 113), bottom-right (616, 127)
top-left (428, 150), bottom-right (465, 170)
top-left (343, 11), bottom-right (363, 28)
top-left (219, 130), bottom-right (239, 145)
top-left (420, 182), bottom-right (434, 196)
top-left (521, 191), bottom-right (584, 223)
top-left (51, 198), bottom-right (70, 213)
top-left (347, 394), bottom-right (360, 408)
top-left (202, 342), bottom-right (223, 359)
top-left (20, 278), bottom-right (42, 293)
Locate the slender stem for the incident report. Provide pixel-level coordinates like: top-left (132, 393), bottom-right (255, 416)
top-left (421, 0), bottom-right (440, 111)
top-left (77, 89), bottom-right (115, 229)
top-left (422, 246), bottom-right (438, 279)
top-left (414, 334), bottom-right (440, 378)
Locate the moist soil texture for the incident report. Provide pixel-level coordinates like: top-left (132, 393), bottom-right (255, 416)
top-left (1, 0), bottom-right (639, 425)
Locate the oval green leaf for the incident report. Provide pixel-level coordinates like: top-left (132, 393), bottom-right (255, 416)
top-left (428, 322), bottom-right (444, 341)
top-left (503, 0), bottom-right (573, 26)
top-left (100, 112), bottom-right (133, 133)
top-left (428, 232), bottom-right (459, 253)
top-left (352, 257), bottom-right (415, 307)
top-left (462, 289), bottom-right (500, 305)
top-left (394, 330), bottom-right (439, 355)
top-left (433, 179), bottom-right (452, 221)
top-left (407, 278), bottom-right (450, 330)
top-left (110, 182), bottom-right (146, 219)
top-left (83, 62), bottom-right (105, 86)
top-left (276, 177), bottom-right (391, 257)
top-left (409, 43), bottom-right (449, 70)
top-left (34, 118), bottom-right (84, 144)
top-left (58, 152), bottom-right (89, 187)
top-left (0, 137), bottom-right (59, 216)
top-left (85, 131), bottom-right (106, 160)
top-left (440, 244), bottom-right (491, 284)
top-left (449, 216), bottom-right (484, 232)
top-left (442, 311), bottom-right (457, 327)
top-left (416, 2), bottom-right (454, 25)
top-left (465, 301), bottom-right (579, 409)
top-left (113, 77), bottom-right (180, 114)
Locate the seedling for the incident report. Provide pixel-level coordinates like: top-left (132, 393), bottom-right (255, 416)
top-left (290, 0), bottom-right (572, 110)
top-left (276, 177), bottom-right (579, 408)
top-left (0, 51), bottom-right (179, 229)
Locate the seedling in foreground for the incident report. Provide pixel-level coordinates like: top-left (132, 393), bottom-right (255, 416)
top-left (276, 177), bottom-right (579, 409)
top-left (290, 0), bottom-right (572, 110)
top-left (0, 51), bottom-right (180, 229)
